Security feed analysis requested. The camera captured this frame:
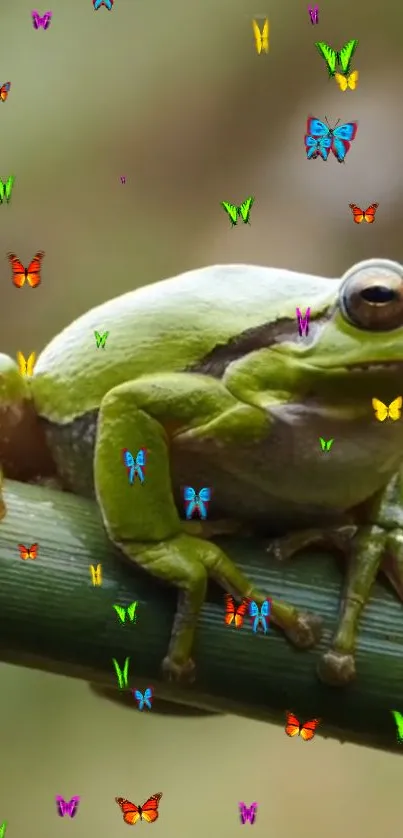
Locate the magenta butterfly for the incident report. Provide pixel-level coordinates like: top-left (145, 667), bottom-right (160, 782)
top-left (32, 10), bottom-right (52, 28)
top-left (55, 796), bottom-right (80, 818)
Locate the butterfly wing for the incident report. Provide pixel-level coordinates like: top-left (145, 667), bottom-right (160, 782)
top-left (333, 122), bottom-right (358, 142)
top-left (249, 600), bottom-right (259, 618)
top-left (261, 599), bottom-right (271, 617)
top-left (300, 718), bottom-right (321, 741)
top-left (349, 204), bottom-right (364, 223)
top-left (26, 352), bottom-right (36, 376)
top-left (363, 203), bottom-right (379, 223)
top-left (238, 196), bottom-right (254, 224)
top-left (388, 396), bottom-right (402, 421)
top-left (134, 689), bottom-right (145, 709)
top-left (285, 711), bottom-right (301, 737)
top-left (337, 39), bottom-right (358, 75)
top-left (68, 797), bottom-right (80, 817)
top-left (372, 398), bottom-right (388, 422)
top-left (140, 793), bottom-right (162, 823)
top-left (18, 544), bottom-right (29, 560)
top-left (224, 593), bottom-right (236, 625)
top-left (252, 19), bottom-right (263, 54)
top-left (347, 69), bottom-right (359, 89)
top-left (0, 82), bottom-right (11, 102)
top-left (55, 796), bottom-right (66, 817)
top-left (0, 821), bottom-right (7, 838)
top-left (261, 19), bottom-right (269, 53)
top-left (17, 351), bottom-right (27, 375)
top-left (29, 543), bottom-right (38, 559)
top-left (183, 485), bottom-right (197, 518)
top-left (115, 798), bottom-right (141, 826)
top-left (25, 251), bottom-right (44, 287)
top-left (199, 487), bottom-right (211, 503)
top-left (235, 597), bottom-right (249, 628)
top-left (3, 175), bottom-right (14, 203)
top-left (43, 11), bottom-right (52, 28)
top-left (331, 136), bottom-right (349, 163)
top-left (122, 448), bottom-right (135, 483)
top-left (32, 11), bottom-right (40, 28)
top-left (8, 253), bottom-right (27, 287)
top-left (335, 72), bottom-right (348, 91)
top-left (221, 201), bottom-right (238, 226)
top-left (315, 42), bottom-right (337, 76)
top-left (143, 686), bottom-right (153, 709)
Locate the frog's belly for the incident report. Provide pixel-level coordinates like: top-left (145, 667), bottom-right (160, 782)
top-left (171, 403), bottom-right (403, 531)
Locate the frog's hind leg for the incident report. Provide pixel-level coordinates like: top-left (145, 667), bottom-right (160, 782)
top-left (94, 373), bottom-right (322, 682)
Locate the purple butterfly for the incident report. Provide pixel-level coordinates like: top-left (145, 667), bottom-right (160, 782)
top-left (308, 4), bottom-right (319, 23)
top-left (55, 796), bottom-right (80, 818)
top-left (32, 10), bottom-right (52, 29)
top-left (239, 803), bottom-right (258, 825)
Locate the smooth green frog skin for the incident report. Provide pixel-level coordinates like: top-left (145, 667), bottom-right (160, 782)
top-left (2, 257), bottom-right (403, 687)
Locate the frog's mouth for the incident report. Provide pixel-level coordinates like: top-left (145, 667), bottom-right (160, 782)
top-left (346, 360), bottom-right (403, 372)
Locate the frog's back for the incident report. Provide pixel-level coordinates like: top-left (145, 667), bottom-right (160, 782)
top-left (32, 264), bottom-right (337, 421)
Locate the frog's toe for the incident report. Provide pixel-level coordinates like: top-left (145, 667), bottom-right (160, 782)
top-left (317, 649), bottom-right (356, 686)
top-left (284, 611), bottom-right (323, 649)
top-left (162, 655), bottom-right (196, 684)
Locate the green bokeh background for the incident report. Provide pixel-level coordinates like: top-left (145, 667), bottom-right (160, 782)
top-left (1, 0), bottom-right (402, 836)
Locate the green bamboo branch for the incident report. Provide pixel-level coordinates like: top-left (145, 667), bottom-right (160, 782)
top-left (0, 478), bottom-right (402, 752)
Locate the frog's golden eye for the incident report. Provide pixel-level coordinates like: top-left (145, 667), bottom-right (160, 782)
top-left (339, 259), bottom-right (403, 331)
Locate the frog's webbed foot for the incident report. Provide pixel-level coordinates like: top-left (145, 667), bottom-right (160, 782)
top-left (162, 655), bottom-right (196, 683)
top-left (283, 610), bottom-right (323, 649)
top-left (317, 649), bottom-right (356, 686)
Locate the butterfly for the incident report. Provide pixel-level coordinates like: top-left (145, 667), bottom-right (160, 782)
top-left (221, 197), bottom-right (254, 227)
top-left (18, 543), bottom-right (38, 560)
top-left (308, 4), bottom-right (319, 23)
top-left (133, 687), bottom-right (153, 710)
top-left (372, 396), bottom-right (402, 422)
top-left (8, 251), bottom-right (44, 288)
top-left (0, 822), bottom-right (7, 838)
top-left (252, 19), bottom-right (269, 54)
top-left (0, 82), bottom-right (11, 102)
top-left (115, 793), bottom-right (162, 825)
top-left (32, 10), bottom-right (52, 29)
top-left (284, 711), bottom-right (321, 740)
top-left (315, 39), bottom-right (358, 77)
top-left (0, 176), bottom-right (15, 204)
top-left (349, 202), bottom-right (378, 224)
top-left (94, 330), bottom-right (109, 348)
top-left (304, 117), bottom-right (358, 163)
top-left (239, 803), bottom-right (258, 825)
top-left (55, 796), bottom-right (80, 818)
top-left (93, 0), bottom-right (113, 8)
top-left (319, 437), bottom-right (334, 452)
top-left (17, 351), bottom-right (36, 377)
top-left (224, 594), bottom-right (249, 628)
top-left (183, 486), bottom-right (211, 520)
top-left (335, 70), bottom-right (359, 91)
top-left (122, 448), bottom-right (146, 484)
top-left (113, 602), bottom-right (138, 623)
top-left (249, 599), bottom-right (271, 633)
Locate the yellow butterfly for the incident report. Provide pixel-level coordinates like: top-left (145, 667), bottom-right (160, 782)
top-left (252, 18), bottom-right (269, 54)
top-left (17, 351), bottom-right (36, 377)
top-left (372, 396), bottom-right (402, 422)
top-left (335, 70), bottom-right (359, 91)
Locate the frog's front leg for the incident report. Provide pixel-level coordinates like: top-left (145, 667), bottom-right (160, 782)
top-left (94, 372), bottom-right (322, 681)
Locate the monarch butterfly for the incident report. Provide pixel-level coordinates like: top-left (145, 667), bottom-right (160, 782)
top-left (0, 82), bottom-right (11, 102)
top-left (224, 594), bottom-right (249, 628)
top-left (8, 251), bottom-right (45, 288)
top-left (17, 351), bottom-right (36, 377)
top-left (18, 543), bottom-right (38, 560)
top-left (335, 70), bottom-right (359, 91)
top-left (372, 396), bottom-right (402, 422)
top-left (252, 19), bottom-right (269, 54)
top-left (115, 794), bottom-right (162, 825)
top-left (349, 203), bottom-right (378, 224)
top-left (284, 711), bottom-right (320, 740)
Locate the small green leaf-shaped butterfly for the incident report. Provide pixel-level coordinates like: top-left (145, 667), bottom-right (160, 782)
top-left (221, 197), bottom-right (254, 227)
top-left (0, 175), bottom-right (15, 204)
top-left (315, 39), bottom-right (358, 78)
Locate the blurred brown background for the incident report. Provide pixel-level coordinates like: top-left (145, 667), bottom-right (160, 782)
top-left (1, 0), bottom-right (402, 836)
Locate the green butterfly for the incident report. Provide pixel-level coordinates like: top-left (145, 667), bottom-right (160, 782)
top-left (315, 39), bottom-right (358, 77)
top-left (0, 822), bottom-right (7, 838)
top-left (319, 438), bottom-right (334, 452)
top-left (113, 601), bottom-right (138, 624)
top-left (221, 197), bottom-right (254, 227)
top-left (0, 175), bottom-right (15, 204)
top-left (94, 330), bottom-right (109, 349)
top-left (391, 709), bottom-right (403, 743)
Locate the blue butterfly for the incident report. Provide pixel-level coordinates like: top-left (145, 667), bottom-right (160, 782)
top-left (133, 687), bottom-right (153, 710)
top-left (304, 116), bottom-right (358, 162)
top-left (122, 448), bottom-right (146, 484)
top-left (183, 486), bottom-right (211, 520)
top-left (93, 0), bottom-right (113, 9)
top-left (249, 599), bottom-right (272, 633)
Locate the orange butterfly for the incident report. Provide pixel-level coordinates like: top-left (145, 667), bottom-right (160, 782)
top-left (284, 711), bottom-right (320, 741)
top-left (18, 543), bottom-right (38, 560)
top-left (349, 203), bottom-right (379, 224)
top-left (8, 251), bottom-right (45, 288)
top-left (0, 82), bottom-right (11, 102)
top-left (115, 794), bottom-right (162, 825)
top-left (224, 594), bottom-right (249, 628)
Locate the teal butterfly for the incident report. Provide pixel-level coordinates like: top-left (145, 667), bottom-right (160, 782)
top-left (315, 39), bottom-right (358, 77)
top-left (0, 175), bottom-right (15, 204)
top-left (221, 197), bottom-right (254, 227)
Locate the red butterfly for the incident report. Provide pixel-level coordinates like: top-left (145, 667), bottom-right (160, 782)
top-left (349, 203), bottom-right (379, 224)
top-left (224, 594), bottom-right (249, 628)
top-left (8, 251), bottom-right (45, 288)
top-left (284, 711), bottom-right (320, 741)
top-left (115, 794), bottom-right (162, 825)
top-left (0, 82), bottom-right (11, 102)
top-left (18, 543), bottom-right (38, 560)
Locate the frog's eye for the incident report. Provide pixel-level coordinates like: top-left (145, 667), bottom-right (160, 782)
top-left (339, 259), bottom-right (403, 331)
